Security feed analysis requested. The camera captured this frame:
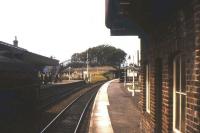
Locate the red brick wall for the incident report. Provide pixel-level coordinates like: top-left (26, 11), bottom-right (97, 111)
top-left (139, 1), bottom-right (200, 132)
top-left (186, 1), bottom-right (200, 132)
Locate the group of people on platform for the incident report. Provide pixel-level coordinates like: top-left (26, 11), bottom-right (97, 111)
top-left (38, 72), bottom-right (61, 85)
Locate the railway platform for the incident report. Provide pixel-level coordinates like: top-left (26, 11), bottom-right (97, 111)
top-left (53, 80), bottom-right (83, 85)
top-left (89, 79), bottom-right (142, 133)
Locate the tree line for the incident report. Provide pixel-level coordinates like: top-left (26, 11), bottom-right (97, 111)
top-left (69, 45), bottom-right (127, 68)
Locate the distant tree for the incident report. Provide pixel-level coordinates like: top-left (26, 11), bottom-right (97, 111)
top-left (71, 53), bottom-right (80, 62)
top-left (69, 44), bottom-right (126, 68)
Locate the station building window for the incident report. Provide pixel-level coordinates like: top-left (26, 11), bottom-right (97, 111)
top-left (173, 55), bottom-right (186, 133)
top-left (146, 64), bottom-right (150, 113)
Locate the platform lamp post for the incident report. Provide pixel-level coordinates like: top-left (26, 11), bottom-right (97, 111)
top-left (132, 55), bottom-right (135, 90)
top-left (124, 61), bottom-right (127, 87)
top-left (124, 66), bottom-right (126, 87)
top-left (68, 67), bottom-right (71, 80)
top-left (132, 65), bottom-right (135, 96)
top-left (86, 51), bottom-right (89, 82)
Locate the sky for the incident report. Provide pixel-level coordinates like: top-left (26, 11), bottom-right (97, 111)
top-left (0, 0), bottom-right (140, 63)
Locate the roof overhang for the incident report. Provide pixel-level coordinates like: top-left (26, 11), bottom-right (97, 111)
top-left (105, 0), bottom-right (189, 36)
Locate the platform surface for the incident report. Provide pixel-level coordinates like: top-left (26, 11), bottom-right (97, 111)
top-left (53, 80), bottom-right (83, 85)
top-left (89, 79), bottom-right (141, 133)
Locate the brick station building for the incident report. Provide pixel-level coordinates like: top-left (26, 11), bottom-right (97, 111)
top-left (106, 0), bottom-right (200, 133)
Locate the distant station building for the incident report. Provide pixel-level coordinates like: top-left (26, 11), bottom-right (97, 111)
top-left (106, 0), bottom-right (200, 133)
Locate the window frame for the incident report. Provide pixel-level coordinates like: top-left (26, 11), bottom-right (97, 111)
top-left (146, 64), bottom-right (150, 113)
top-left (173, 55), bottom-right (186, 133)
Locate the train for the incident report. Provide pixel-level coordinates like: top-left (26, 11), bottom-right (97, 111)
top-left (0, 41), bottom-right (59, 119)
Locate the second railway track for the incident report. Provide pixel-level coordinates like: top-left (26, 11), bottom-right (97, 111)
top-left (40, 83), bottom-right (103, 133)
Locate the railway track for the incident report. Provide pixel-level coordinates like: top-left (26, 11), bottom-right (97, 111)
top-left (40, 83), bottom-right (102, 133)
top-left (0, 81), bottom-right (104, 133)
top-left (38, 85), bottom-right (88, 110)
top-left (37, 81), bottom-right (88, 110)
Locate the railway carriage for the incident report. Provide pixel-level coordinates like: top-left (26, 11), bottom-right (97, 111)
top-left (0, 41), bottom-right (58, 119)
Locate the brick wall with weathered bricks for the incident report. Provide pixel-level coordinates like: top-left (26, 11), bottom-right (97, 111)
top-left (139, 0), bottom-right (200, 132)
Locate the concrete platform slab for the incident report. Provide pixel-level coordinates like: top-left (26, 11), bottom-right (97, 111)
top-left (89, 79), bottom-right (142, 133)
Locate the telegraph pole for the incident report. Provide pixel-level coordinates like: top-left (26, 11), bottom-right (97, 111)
top-left (124, 66), bottom-right (126, 87)
top-left (137, 50), bottom-right (139, 66)
top-left (68, 67), bottom-right (71, 80)
top-left (86, 51), bottom-right (89, 81)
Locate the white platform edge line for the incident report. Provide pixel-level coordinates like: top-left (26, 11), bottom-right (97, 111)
top-left (88, 79), bottom-right (116, 133)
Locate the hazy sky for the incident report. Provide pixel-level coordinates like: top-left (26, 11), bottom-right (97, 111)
top-left (0, 0), bottom-right (140, 63)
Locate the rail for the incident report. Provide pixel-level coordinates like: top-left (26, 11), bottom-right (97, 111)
top-left (40, 82), bottom-right (103, 133)
top-left (74, 90), bottom-right (95, 133)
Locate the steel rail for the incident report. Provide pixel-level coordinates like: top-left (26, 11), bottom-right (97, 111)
top-left (73, 90), bottom-right (96, 133)
top-left (40, 83), bottom-right (102, 133)
top-left (40, 94), bottom-right (80, 133)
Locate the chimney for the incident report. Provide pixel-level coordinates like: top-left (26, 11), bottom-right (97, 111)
top-left (13, 36), bottom-right (18, 47)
